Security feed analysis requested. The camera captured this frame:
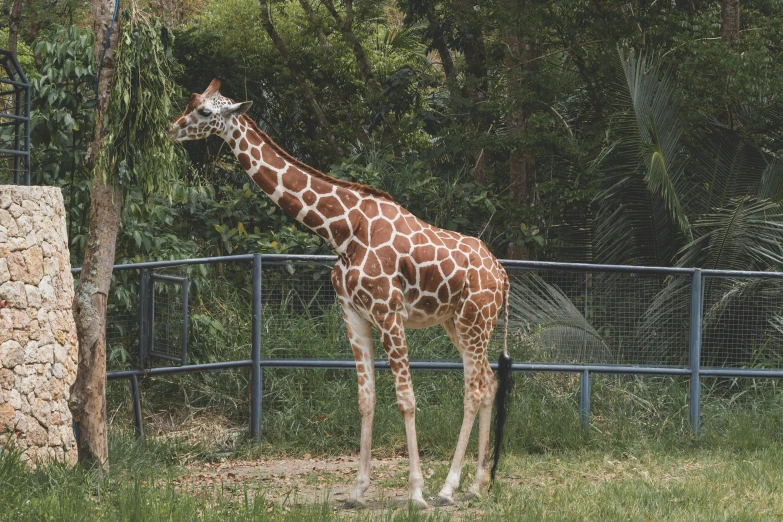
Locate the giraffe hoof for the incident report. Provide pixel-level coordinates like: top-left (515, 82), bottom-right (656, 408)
top-left (435, 496), bottom-right (455, 506)
top-left (462, 490), bottom-right (480, 502)
top-left (343, 499), bottom-right (366, 510)
top-left (409, 498), bottom-right (429, 510)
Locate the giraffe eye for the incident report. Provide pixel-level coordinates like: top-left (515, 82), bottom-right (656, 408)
top-left (197, 108), bottom-right (212, 117)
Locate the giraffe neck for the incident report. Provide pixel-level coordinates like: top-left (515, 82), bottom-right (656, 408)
top-left (224, 115), bottom-right (374, 253)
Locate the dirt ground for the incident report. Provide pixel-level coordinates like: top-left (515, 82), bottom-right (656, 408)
top-left (169, 455), bottom-right (483, 516)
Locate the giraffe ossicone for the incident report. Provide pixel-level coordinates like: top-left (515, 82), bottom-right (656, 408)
top-left (171, 79), bottom-right (512, 509)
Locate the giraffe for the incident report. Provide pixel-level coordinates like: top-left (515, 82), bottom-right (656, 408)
top-left (170, 79), bottom-right (513, 509)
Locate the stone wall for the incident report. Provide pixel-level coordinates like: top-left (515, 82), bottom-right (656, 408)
top-left (0, 185), bottom-right (78, 467)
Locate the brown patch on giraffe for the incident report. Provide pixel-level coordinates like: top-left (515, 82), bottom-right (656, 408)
top-left (302, 190), bottom-right (317, 206)
top-left (404, 287), bottom-right (420, 303)
top-left (238, 153), bottom-right (252, 171)
top-left (348, 209), bottom-right (369, 244)
top-left (356, 289), bottom-right (373, 308)
top-left (462, 301), bottom-right (479, 323)
top-left (346, 241), bottom-right (367, 262)
top-left (371, 302), bottom-right (390, 316)
top-left (331, 267), bottom-right (345, 296)
top-left (229, 139), bottom-right (237, 149)
top-left (399, 257), bottom-right (417, 287)
top-left (232, 130), bottom-right (241, 139)
top-left (247, 130), bottom-right (262, 146)
top-left (441, 257), bottom-right (456, 277)
top-left (337, 189), bottom-right (359, 209)
top-left (311, 176), bottom-right (334, 195)
top-left (261, 145), bottom-right (287, 169)
top-left (404, 215), bottom-right (422, 232)
top-left (396, 218), bottom-right (412, 236)
top-left (366, 277), bottom-right (391, 301)
top-left (317, 195), bottom-right (343, 219)
top-left (369, 219), bottom-right (394, 247)
top-left (417, 245), bottom-right (436, 263)
top-left (416, 296), bottom-right (439, 314)
top-left (303, 211), bottom-right (325, 229)
top-left (239, 138), bottom-right (249, 151)
top-left (364, 251), bottom-right (383, 277)
top-left (313, 226), bottom-right (330, 240)
top-left (361, 199), bottom-right (379, 219)
top-left (329, 219), bottom-right (351, 246)
top-left (392, 234), bottom-right (411, 255)
top-left (420, 265), bottom-right (444, 291)
top-left (438, 283), bottom-right (451, 303)
top-left (278, 192), bottom-right (304, 218)
top-left (282, 170), bottom-right (307, 193)
top-left (345, 269), bottom-right (361, 294)
top-left (251, 147), bottom-right (261, 160)
top-left (376, 245), bottom-right (397, 275)
top-left (380, 203), bottom-right (399, 220)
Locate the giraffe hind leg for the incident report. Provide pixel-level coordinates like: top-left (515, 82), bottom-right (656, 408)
top-left (435, 319), bottom-right (491, 505)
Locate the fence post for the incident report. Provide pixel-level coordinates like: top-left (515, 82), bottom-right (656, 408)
top-left (579, 368), bottom-right (590, 429)
top-left (250, 254), bottom-right (263, 441)
top-left (139, 269), bottom-right (149, 367)
top-left (688, 269), bottom-right (702, 436)
top-left (130, 375), bottom-right (144, 439)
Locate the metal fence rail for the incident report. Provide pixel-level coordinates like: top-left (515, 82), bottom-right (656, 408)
top-left (0, 50), bottom-right (31, 185)
top-left (70, 254), bottom-right (783, 441)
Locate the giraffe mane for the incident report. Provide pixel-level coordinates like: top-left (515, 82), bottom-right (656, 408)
top-left (239, 116), bottom-right (397, 203)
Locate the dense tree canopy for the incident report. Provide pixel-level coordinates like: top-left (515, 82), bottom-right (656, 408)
top-left (4, 0), bottom-right (783, 268)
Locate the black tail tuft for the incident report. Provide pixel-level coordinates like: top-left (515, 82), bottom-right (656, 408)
top-left (490, 351), bottom-right (513, 484)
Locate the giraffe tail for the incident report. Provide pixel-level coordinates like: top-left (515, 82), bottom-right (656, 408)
top-left (491, 268), bottom-right (512, 485)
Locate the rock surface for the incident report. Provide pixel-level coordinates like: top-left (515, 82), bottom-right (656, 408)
top-left (0, 186), bottom-right (78, 468)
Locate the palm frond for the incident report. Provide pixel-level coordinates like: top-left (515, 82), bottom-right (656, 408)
top-left (507, 273), bottom-right (610, 362)
top-left (594, 50), bottom-right (691, 266)
top-left (676, 196), bottom-right (783, 271)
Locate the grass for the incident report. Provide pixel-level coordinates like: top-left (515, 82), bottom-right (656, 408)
top-left (4, 433), bottom-right (783, 521)
top-left (65, 267), bottom-right (783, 519)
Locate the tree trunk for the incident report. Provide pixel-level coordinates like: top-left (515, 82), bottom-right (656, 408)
top-left (321, 0), bottom-right (379, 94)
top-left (503, 5), bottom-right (538, 260)
top-left (722, 0), bottom-right (740, 45)
top-left (69, 0), bottom-right (122, 471)
top-left (298, 0), bottom-right (330, 49)
top-left (8, 0), bottom-right (22, 55)
top-left (299, 0), bottom-right (370, 145)
top-left (424, 5), bottom-right (455, 81)
top-left (259, 0), bottom-right (344, 158)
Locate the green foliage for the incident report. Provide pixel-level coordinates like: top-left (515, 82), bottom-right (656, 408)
top-left (99, 5), bottom-right (184, 196)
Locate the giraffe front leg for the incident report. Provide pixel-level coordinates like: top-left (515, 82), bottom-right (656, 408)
top-left (342, 309), bottom-right (375, 509)
top-left (381, 318), bottom-right (428, 510)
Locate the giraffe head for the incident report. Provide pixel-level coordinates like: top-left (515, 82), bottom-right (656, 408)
top-left (170, 79), bottom-right (253, 142)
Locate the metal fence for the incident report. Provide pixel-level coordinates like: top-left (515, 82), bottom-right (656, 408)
top-left (71, 254), bottom-right (783, 440)
top-left (0, 50), bottom-right (31, 185)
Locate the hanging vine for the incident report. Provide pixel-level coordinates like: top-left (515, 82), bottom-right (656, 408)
top-left (98, 0), bottom-right (183, 196)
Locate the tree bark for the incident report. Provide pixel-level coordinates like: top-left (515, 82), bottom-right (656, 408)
top-left (8, 0), bottom-right (23, 55)
top-left (69, 0), bottom-right (122, 471)
top-left (722, 0), bottom-right (740, 45)
top-left (298, 0), bottom-right (330, 49)
top-left (260, 0), bottom-right (344, 157)
top-left (502, 4), bottom-right (538, 260)
top-left (320, 0), bottom-right (380, 94)
top-left (424, 5), bottom-right (455, 81)
top-left (298, 0), bottom-right (370, 145)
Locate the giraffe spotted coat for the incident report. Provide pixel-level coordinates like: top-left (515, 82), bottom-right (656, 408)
top-left (171, 80), bottom-right (510, 509)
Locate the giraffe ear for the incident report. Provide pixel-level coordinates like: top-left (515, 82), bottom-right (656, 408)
top-left (222, 101), bottom-right (253, 117)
